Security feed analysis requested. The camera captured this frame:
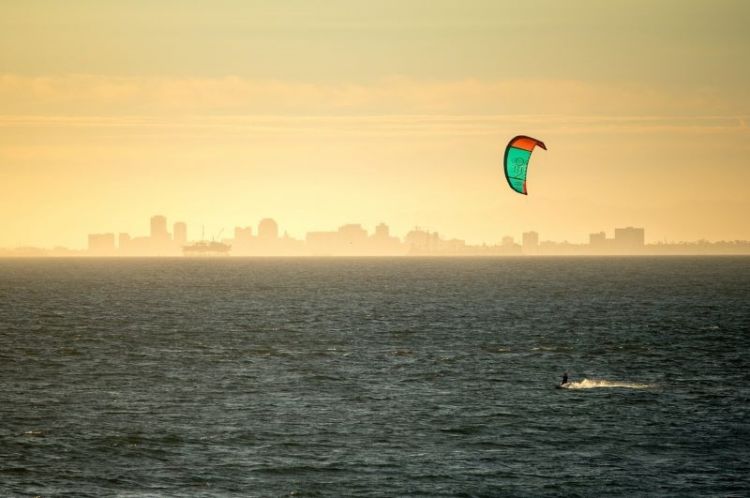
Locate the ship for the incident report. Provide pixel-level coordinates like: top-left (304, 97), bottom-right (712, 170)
top-left (182, 240), bottom-right (231, 256)
top-left (182, 227), bottom-right (231, 256)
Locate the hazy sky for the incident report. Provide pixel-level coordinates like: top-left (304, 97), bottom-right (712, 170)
top-left (2, 0), bottom-right (749, 247)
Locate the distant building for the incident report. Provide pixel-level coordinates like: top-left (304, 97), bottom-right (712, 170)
top-left (337, 224), bottom-right (368, 255)
top-left (614, 227), bottom-right (645, 253)
top-left (88, 233), bottom-right (116, 255)
top-left (234, 226), bottom-right (252, 243)
top-left (499, 235), bottom-right (521, 255)
top-left (371, 223), bottom-right (404, 255)
top-left (589, 231), bottom-right (607, 253)
top-left (442, 238), bottom-right (467, 254)
top-left (173, 222), bottom-right (187, 246)
top-left (522, 231), bottom-right (539, 254)
top-left (258, 218), bottom-right (278, 240)
top-left (374, 223), bottom-right (390, 239)
top-left (150, 215), bottom-right (169, 241)
top-left (338, 224), bottom-right (368, 244)
top-left (589, 231), bottom-right (606, 245)
top-left (118, 233), bottom-right (131, 251)
top-left (231, 226), bottom-right (254, 255)
top-left (405, 228), bottom-right (434, 254)
top-left (405, 228), bottom-right (451, 254)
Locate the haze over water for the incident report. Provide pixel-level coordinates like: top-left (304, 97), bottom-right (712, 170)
top-left (2, 257), bottom-right (749, 496)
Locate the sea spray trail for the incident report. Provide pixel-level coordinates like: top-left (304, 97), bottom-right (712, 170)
top-left (562, 379), bottom-right (654, 390)
top-left (0, 257), bottom-right (749, 496)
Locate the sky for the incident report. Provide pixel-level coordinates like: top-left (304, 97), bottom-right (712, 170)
top-left (1, 0), bottom-right (749, 248)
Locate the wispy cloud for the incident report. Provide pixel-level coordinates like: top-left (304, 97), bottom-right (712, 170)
top-left (1, 74), bottom-right (747, 137)
top-left (2, 74), bottom-right (745, 115)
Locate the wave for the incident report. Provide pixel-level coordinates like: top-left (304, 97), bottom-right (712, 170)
top-left (22, 430), bottom-right (46, 437)
top-left (563, 378), bottom-right (653, 390)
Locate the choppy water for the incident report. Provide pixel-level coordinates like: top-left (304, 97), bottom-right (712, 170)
top-left (1, 257), bottom-right (749, 497)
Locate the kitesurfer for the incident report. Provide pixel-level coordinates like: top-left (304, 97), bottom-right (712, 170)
top-left (560, 371), bottom-right (569, 386)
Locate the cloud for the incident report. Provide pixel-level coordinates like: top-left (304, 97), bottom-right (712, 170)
top-left (1, 74), bottom-right (745, 117)
top-left (1, 114), bottom-right (747, 141)
top-left (1, 74), bottom-right (747, 140)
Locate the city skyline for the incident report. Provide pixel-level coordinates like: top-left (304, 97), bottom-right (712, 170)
top-left (2, 213), bottom-right (749, 257)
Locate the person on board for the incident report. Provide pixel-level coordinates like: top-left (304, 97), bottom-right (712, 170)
top-left (560, 371), bottom-right (569, 386)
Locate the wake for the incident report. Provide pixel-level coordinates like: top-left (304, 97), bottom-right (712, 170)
top-left (564, 378), bottom-right (653, 390)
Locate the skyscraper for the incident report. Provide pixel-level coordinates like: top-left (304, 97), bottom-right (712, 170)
top-left (150, 215), bottom-right (169, 241)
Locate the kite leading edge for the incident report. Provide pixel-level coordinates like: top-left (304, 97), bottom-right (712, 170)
top-left (503, 135), bottom-right (547, 195)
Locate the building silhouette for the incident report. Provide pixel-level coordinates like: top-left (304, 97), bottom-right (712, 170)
top-left (150, 215), bottom-right (169, 242)
top-left (522, 231), bottom-right (539, 255)
top-left (371, 223), bottom-right (403, 255)
top-left (118, 233), bottom-right (131, 251)
top-left (338, 224), bottom-right (368, 253)
top-left (258, 218), bottom-right (278, 240)
top-left (585, 227), bottom-right (646, 254)
top-left (614, 227), bottom-right (645, 253)
top-left (405, 228), bottom-right (442, 255)
top-left (234, 226), bottom-right (252, 242)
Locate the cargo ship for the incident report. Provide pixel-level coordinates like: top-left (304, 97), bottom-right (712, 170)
top-left (182, 240), bottom-right (231, 256)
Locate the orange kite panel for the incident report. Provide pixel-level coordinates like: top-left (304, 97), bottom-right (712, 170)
top-left (509, 136), bottom-right (542, 151)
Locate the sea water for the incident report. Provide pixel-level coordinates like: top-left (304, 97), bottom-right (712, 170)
top-left (1, 257), bottom-right (749, 496)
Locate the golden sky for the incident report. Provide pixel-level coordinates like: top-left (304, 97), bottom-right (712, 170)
top-left (2, 0), bottom-right (749, 247)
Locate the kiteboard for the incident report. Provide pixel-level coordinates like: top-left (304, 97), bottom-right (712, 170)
top-left (555, 383), bottom-right (571, 390)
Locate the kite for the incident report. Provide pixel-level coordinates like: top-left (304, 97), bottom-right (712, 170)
top-left (503, 135), bottom-right (547, 195)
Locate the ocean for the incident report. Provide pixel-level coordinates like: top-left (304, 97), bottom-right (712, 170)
top-left (1, 257), bottom-right (749, 497)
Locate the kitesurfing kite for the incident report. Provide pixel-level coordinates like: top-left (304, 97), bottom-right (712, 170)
top-left (503, 135), bottom-right (547, 195)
